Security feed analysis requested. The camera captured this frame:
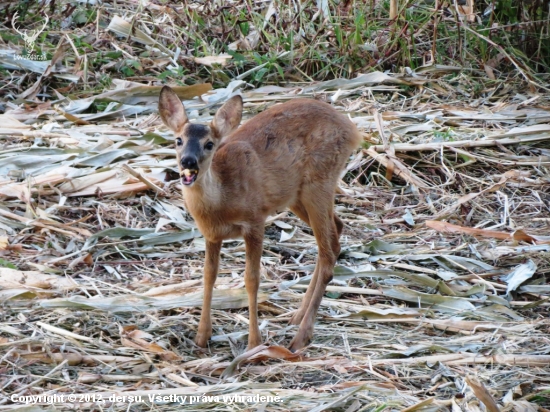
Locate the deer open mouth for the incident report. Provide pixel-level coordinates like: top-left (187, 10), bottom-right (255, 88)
top-left (180, 169), bottom-right (198, 186)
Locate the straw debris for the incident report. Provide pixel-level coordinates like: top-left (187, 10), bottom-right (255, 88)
top-left (1, 1), bottom-right (550, 410)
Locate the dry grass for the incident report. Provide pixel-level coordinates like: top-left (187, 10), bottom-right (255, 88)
top-left (1, 1), bottom-right (550, 411)
top-left (0, 74), bottom-right (549, 410)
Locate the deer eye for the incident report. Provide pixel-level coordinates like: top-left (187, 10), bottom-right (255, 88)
top-left (204, 141), bottom-right (214, 150)
top-left (175, 138), bottom-right (183, 146)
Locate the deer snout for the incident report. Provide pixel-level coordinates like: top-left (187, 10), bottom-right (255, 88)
top-left (180, 156), bottom-right (200, 186)
top-left (181, 156), bottom-right (198, 171)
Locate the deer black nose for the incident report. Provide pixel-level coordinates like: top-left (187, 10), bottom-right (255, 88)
top-left (181, 157), bottom-right (198, 170)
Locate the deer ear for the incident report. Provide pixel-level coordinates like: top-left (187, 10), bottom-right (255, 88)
top-left (159, 86), bottom-right (188, 132)
top-left (211, 95), bottom-right (242, 138)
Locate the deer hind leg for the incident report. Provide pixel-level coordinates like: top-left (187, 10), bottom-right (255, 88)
top-left (289, 200), bottom-right (342, 326)
top-left (288, 201), bottom-right (316, 326)
top-left (291, 200), bottom-right (342, 252)
top-left (334, 214), bottom-right (344, 237)
top-left (243, 226), bottom-right (264, 350)
top-left (289, 191), bottom-right (340, 352)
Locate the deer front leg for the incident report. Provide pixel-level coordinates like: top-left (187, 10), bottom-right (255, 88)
top-left (195, 240), bottom-right (222, 347)
top-left (243, 228), bottom-right (264, 350)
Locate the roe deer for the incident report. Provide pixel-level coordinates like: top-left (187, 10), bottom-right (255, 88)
top-left (159, 86), bottom-right (361, 352)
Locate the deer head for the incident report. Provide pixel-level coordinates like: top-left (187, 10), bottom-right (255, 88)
top-left (159, 86), bottom-right (243, 187)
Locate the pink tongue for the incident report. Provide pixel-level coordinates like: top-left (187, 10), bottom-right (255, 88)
top-left (184, 175), bottom-right (194, 183)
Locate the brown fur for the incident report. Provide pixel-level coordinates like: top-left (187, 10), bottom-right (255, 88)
top-left (159, 86), bottom-right (361, 351)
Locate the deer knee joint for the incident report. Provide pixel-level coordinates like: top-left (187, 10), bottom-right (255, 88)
top-left (322, 272), bottom-right (333, 284)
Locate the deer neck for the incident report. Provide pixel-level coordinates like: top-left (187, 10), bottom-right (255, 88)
top-left (182, 167), bottom-right (221, 213)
